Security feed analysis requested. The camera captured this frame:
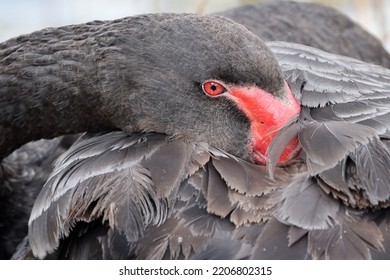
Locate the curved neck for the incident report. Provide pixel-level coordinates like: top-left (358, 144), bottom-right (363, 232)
top-left (0, 24), bottom-right (118, 159)
top-left (0, 15), bottom-right (187, 159)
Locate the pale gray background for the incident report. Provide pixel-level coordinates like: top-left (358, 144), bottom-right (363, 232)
top-left (1, 0), bottom-right (389, 51)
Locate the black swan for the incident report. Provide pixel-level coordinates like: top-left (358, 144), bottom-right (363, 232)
top-left (1, 9), bottom-right (390, 260)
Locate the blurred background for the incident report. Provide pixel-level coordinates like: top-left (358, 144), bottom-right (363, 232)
top-left (0, 0), bottom-right (389, 51)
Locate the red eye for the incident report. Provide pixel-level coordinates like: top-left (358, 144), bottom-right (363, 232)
top-left (202, 80), bottom-right (227, 96)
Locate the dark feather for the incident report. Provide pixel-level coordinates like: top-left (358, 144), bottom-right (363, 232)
top-left (132, 172), bottom-right (238, 260)
top-left (315, 139), bottom-right (390, 209)
top-left (307, 208), bottom-right (384, 259)
top-left (371, 209), bottom-right (390, 259)
top-left (0, 136), bottom-right (71, 259)
top-left (23, 131), bottom-right (273, 259)
top-left (349, 139), bottom-right (390, 205)
top-left (211, 156), bottom-right (274, 196)
top-left (28, 132), bottom-right (173, 259)
top-left (272, 175), bottom-right (340, 230)
top-left (298, 121), bottom-right (377, 174)
top-left (269, 42), bottom-right (390, 108)
top-left (252, 218), bottom-right (309, 260)
top-left (205, 162), bottom-right (237, 218)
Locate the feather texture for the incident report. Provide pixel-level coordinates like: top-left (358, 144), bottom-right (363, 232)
top-left (24, 132), bottom-right (285, 259)
top-left (272, 175), bottom-right (340, 230)
top-left (269, 42), bottom-right (390, 108)
top-left (13, 41), bottom-right (390, 260)
top-left (298, 121), bottom-right (377, 174)
top-left (28, 132), bottom-right (175, 258)
top-left (307, 208), bottom-right (384, 260)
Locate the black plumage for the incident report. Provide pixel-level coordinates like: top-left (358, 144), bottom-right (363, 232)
top-left (0, 136), bottom-right (74, 259)
top-left (18, 41), bottom-right (390, 260)
top-left (2, 3), bottom-right (390, 260)
top-left (1, 13), bottom-right (288, 259)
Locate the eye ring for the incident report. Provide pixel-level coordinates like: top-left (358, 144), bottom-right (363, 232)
top-left (202, 80), bottom-right (227, 96)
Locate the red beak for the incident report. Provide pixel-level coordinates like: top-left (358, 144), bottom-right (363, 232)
top-left (229, 82), bottom-right (301, 165)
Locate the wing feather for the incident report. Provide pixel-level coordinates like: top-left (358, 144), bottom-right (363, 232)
top-left (272, 175), bottom-right (340, 230)
top-left (298, 121), bottom-right (377, 174)
top-left (27, 132), bottom-right (210, 259)
top-left (307, 208), bottom-right (384, 259)
top-left (269, 42), bottom-right (390, 108)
